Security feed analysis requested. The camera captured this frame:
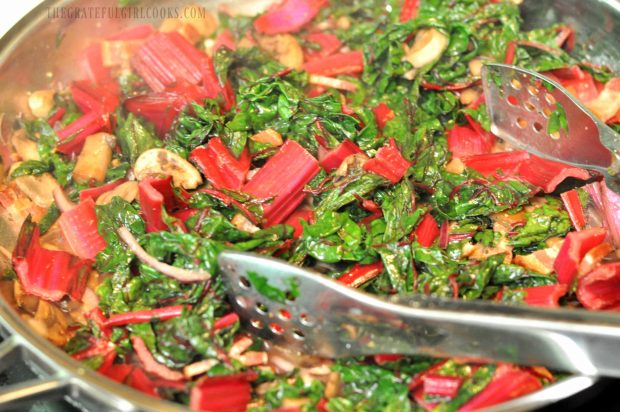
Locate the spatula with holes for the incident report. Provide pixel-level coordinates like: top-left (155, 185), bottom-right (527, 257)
top-left (481, 63), bottom-right (620, 193)
top-left (220, 250), bottom-right (620, 377)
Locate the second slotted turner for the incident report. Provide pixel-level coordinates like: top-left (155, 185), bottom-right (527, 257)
top-left (482, 63), bottom-right (620, 193)
top-left (219, 250), bottom-right (620, 378)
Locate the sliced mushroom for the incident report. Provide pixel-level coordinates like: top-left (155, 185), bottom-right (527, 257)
top-left (13, 281), bottom-right (39, 314)
top-left (256, 34), bottom-right (304, 71)
top-left (335, 153), bottom-right (369, 177)
top-left (445, 157), bottom-right (465, 174)
top-left (181, 4), bottom-right (218, 37)
top-left (514, 240), bottom-right (563, 275)
top-left (160, 5), bottom-right (218, 43)
top-left (28, 90), bottom-right (55, 118)
top-left (404, 28), bottom-right (449, 69)
top-left (459, 88), bottom-right (480, 106)
top-left (468, 58), bottom-right (484, 77)
top-left (73, 133), bottom-right (116, 185)
top-left (11, 129), bottom-right (39, 161)
top-left (96, 181), bottom-right (139, 205)
top-left (133, 148), bottom-right (203, 189)
top-left (336, 16), bottom-right (351, 30)
top-left (281, 398), bottom-right (311, 408)
top-left (12, 172), bottom-right (61, 208)
top-left (39, 221), bottom-right (73, 253)
top-left (231, 213), bottom-right (260, 233)
top-left (160, 18), bottom-right (202, 44)
top-left (309, 75), bottom-right (358, 92)
top-left (324, 371), bottom-right (341, 398)
top-left (250, 129), bottom-right (283, 146)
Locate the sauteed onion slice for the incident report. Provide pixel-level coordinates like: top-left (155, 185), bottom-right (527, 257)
top-left (117, 226), bottom-right (211, 283)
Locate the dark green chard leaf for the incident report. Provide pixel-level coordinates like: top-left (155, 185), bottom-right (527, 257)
top-left (153, 298), bottom-right (229, 367)
top-left (328, 361), bottom-right (412, 412)
top-left (301, 211), bottom-right (374, 263)
top-left (547, 102), bottom-right (569, 135)
top-left (246, 271), bottom-right (299, 304)
top-left (432, 365), bottom-right (496, 412)
top-left (436, 178), bottom-right (534, 220)
top-left (509, 198), bottom-right (571, 252)
top-left (230, 76), bottom-right (356, 156)
top-left (315, 173), bottom-right (388, 215)
top-left (94, 197), bottom-right (145, 274)
top-left (13, 119), bottom-right (74, 186)
top-left (105, 161), bottom-right (130, 182)
top-left (413, 244), bottom-right (460, 297)
top-left (167, 100), bottom-right (224, 158)
top-left (38, 202), bottom-right (60, 234)
top-left (115, 113), bottom-right (160, 164)
top-left (256, 376), bottom-right (324, 411)
top-left (377, 243), bottom-right (414, 293)
top-left (457, 254), bottom-right (505, 300)
top-left (379, 181), bottom-right (424, 243)
top-left (10, 160), bottom-right (51, 178)
top-left (492, 264), bottom-right (556, 288)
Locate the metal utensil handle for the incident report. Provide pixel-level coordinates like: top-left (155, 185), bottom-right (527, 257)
top-left (219, 251), bottom-right (620, 378)
top-left (378, 294), bottom-right (620, 377)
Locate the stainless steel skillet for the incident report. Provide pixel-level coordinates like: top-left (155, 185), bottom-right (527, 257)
top-left (0, 0), bottom-right (618, 410)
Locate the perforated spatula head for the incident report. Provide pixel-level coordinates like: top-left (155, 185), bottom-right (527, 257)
top-left (482, 63), bottom-right (620, 193)
top-left (218, 250), bottom-right (620, 377)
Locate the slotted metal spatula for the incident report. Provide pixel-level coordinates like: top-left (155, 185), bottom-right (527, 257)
top-left (219, 250), bottom-right (620, 377)
top-left (481, 63), bottom-right (620, 193)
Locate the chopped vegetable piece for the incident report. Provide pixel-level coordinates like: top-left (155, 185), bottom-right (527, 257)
top-left (56, 111), bottom-right (111, 155)
top-left (124, 92), bottom-right (187, 136)
top-left (117, 226), bottom-right (212, 283)
top-left (80, 44), bottom-right (114, 85)
top-left (303, 51), bottom-right (364, 77)
top-left (561, 189), bottom-right (586, 231)
top-left (253, 0), bottom-right (327, 35)
top-left (319, 139), bottom-right (364, 172)
top-left (243, 140), bottom-right (320, 226)
top-left (415, 213), bottom-right (440, 248)
top-left (213, 312), bottom-right (240, 331)
top-left (400, 0), bottom-right (420, 22)
top-left (459, 365), bottom-right (542, 411)
top-left (12, 217), bottom-right (92, 302)
top-left (337, 261), bottom-right (384, 287)
top-left (447, 124), bottom-right (494, 157)
top-left (79, 179), bottom-right (127, 203)
top-left (70, 80), bottom-right (119, 114)
top-left (189, 138), bottom-right (251, 190)
top-left (532, 157), bottom-right (585, 190)
top-left (546, 66), bottom-right (599, 102)
top-left (190, 373), bottom-right (255, 412)
top-left (461, 151), bottom-right (530, 176)
top-left (363, 138), bottom-right (411, 184)
top-left (554, 227), bottom-right (607, 285)
top-left (131, 336), bottom-right (184, 381)
top-left (305, 32), bottom-right (341, 60)
top-left (521, 284), bottom-right (568, 307)
top-left (131, 32), bottom-right (202, 92)
top-left (58, 198), bottom-right (107, 260)
top-left (284, 207), bottom-right (314, 238)
top-left (372, 103), bottom-right (395, 130)
top-left (105, 305), bottom-right (187, 327)
top-left (139, 177), bottom-right (172, 233)
top-left (423, 374), bottom-right (463, 399)
top-left (577, 262), bottom-right (620, 310)
top-left (599, 181), bottom-right (620, 247)
top-left (463, 151), bottom-right (590, 193)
